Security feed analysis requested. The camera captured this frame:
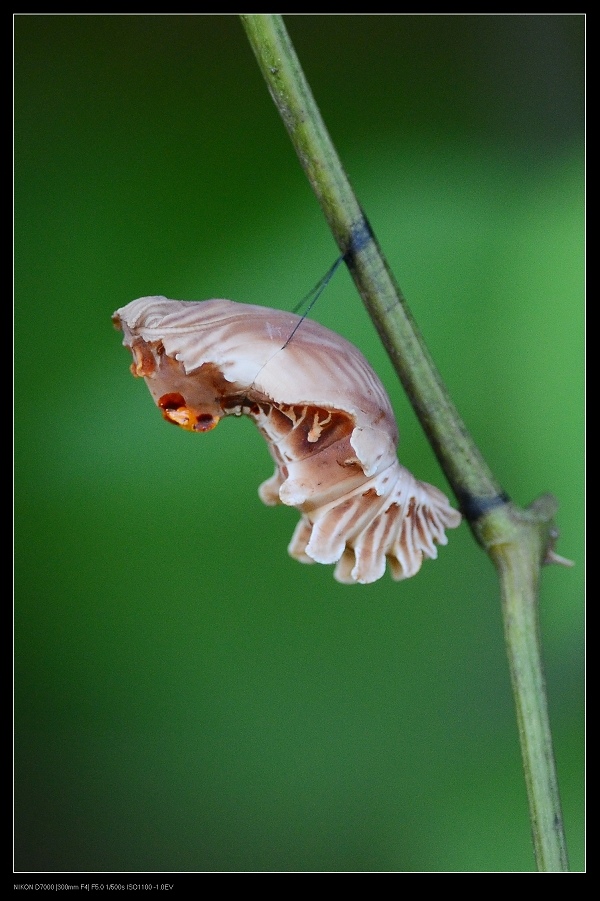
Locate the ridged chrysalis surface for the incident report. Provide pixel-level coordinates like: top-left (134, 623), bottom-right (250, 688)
top-left (113, 296), bottom-right (461, 584)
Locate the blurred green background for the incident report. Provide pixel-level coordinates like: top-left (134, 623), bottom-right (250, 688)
top-left (14, 15), bottom-right (584, 873)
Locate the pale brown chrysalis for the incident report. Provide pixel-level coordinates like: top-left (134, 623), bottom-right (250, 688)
top-left (113, 296), bottom-right (461, 584)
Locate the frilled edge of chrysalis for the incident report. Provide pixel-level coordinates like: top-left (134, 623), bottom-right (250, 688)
top-left (113, 296), bottom-right (462, 585)
top-left (260, 458), bottom-right (461, 584)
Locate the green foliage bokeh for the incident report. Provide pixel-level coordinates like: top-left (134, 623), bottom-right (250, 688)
top-left (14, 15), bottom-right (584, 872)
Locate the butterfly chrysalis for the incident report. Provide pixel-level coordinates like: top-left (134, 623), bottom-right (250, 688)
top-left (113, 294), bottom-right (460, 584)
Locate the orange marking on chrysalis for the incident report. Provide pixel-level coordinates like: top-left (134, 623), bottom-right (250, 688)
top-left (158, 393), bottom-right (219, 432)
top-left (129, 341), bottom-right (157, 378)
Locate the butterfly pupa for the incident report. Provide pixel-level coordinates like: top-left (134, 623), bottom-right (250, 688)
top-left (112, 296), bottom-right (461, 584)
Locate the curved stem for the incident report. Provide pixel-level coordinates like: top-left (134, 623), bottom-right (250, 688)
top-left (240, 13), bottom-right (570, 871)
top-left (241, 13), bottom-right (501, 518)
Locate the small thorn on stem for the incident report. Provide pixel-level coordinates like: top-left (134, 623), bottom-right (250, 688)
top-left (544, 549), bottom-right (575, 568)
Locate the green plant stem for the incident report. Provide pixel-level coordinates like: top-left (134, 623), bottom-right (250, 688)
top-left (481, 495), bottom-right (570, 870)
top-left (240, 14), bottom-right (570, 872)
